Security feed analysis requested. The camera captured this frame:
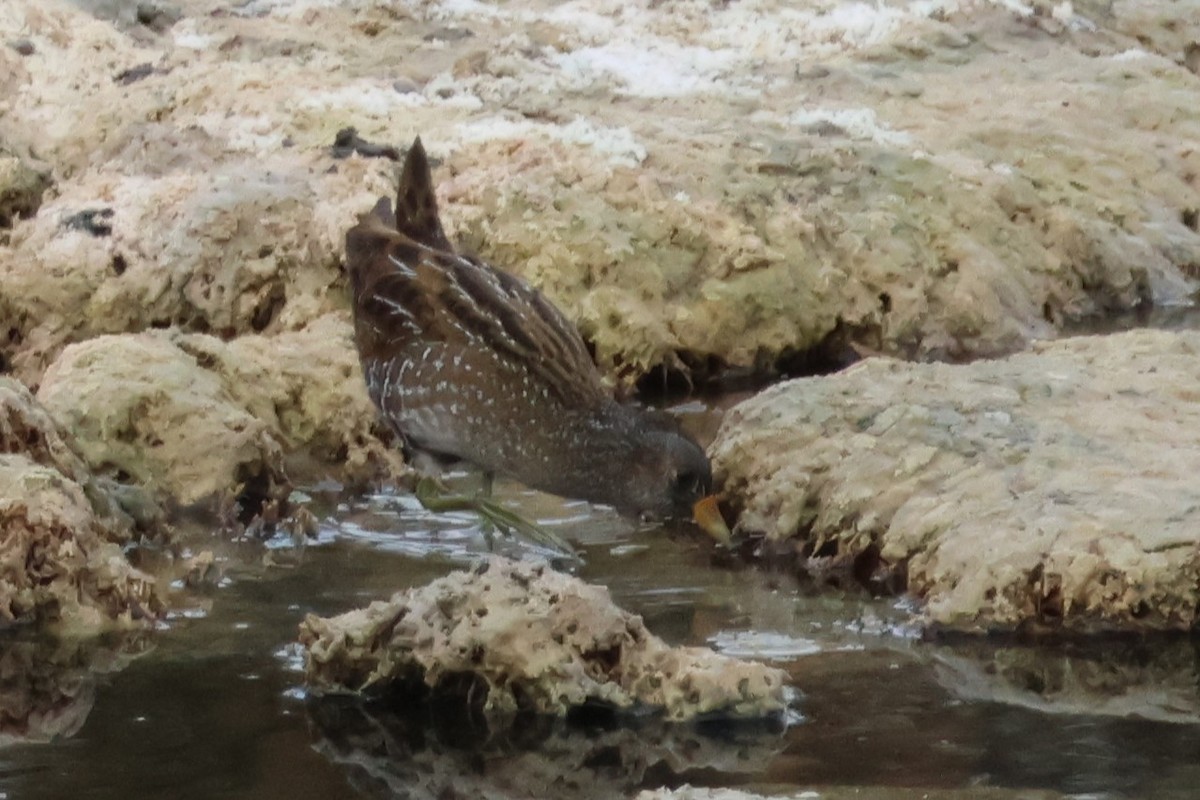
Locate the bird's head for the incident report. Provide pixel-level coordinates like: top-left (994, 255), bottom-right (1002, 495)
top-left (602, 410), bottom-right (731, 542)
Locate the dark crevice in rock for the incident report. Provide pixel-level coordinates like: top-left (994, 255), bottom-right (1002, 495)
top-left (231, 467), bottom-right (277, 526)
top-left (62, 207), bottom-right (114, 237)
top-left (776, 321), bottom-right (867, 378)
top-left (0, 156), bottom-right (51, 229)
top-left (114, 63), bottom-right (156, 85)
top-left (331, 127), bottom-right (400, 161)
top-left (1182, 208), bottom-right (1198, 232)
top-left (635, 321), bottom-right (869, 403)
top-left (634, 361), bottom-right (699, 400)
top-left (136, 2), bottom-right (182, 33)
top-left (250, 284), bottom-right (286, 333)
top-left (853, 543), bottom-right (907, 597)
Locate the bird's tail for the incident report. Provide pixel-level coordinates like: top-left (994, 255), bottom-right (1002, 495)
top-left (395, 136), bottom-right (453, 252)
top-left (344, 136), bottom-right (453, 300)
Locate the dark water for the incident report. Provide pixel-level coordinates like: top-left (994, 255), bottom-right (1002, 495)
top-left (1061, 304), bottom-right (1200, 338)
top-left (4, 390), bottom-right (1200, 800)
top-left (3, 484), bottom-right (1200, 800)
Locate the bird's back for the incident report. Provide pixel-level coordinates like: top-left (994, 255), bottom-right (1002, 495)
top-left (344, 138), bottom-right (610, 479)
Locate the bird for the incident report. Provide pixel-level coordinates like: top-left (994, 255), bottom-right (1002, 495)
top-left (343, 136), bottom-right (730, 550)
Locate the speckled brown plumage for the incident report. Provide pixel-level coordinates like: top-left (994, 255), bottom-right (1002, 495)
top-left (344, 137), bottom-right (712, 520)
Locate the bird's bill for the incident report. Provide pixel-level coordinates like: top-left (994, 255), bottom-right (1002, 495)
top-left (692, 495), bottom-right (732, 545)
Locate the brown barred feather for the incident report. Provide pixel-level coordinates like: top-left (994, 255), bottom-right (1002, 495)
top-left (342, 136), bottom-right (714, 522)
top-left (345, 143), bottom-right (605, 409)
top-left (394, 136), bottom-right (453, 252)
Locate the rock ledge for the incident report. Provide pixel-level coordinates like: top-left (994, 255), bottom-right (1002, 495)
top-left (301, 558), bottom-right (789, 721)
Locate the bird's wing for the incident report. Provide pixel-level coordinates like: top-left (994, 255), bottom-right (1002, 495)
top-left (344, 136), bottom-right (607, 409)
top-left (349, 230), bottom-right (607, 408)
top-left (444, 250), bottom-right (607, 408)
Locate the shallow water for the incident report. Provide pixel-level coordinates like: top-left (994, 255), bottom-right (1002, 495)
top-left (4, 485), bottom-right (1200, 800)
top-left (5, 391), bottom-right (1200, 800)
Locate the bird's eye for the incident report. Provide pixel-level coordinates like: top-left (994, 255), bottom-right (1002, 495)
top-left (673, 470), bottom-right (703, 498)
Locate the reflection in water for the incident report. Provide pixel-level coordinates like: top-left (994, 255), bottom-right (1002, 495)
top-left (934, 638), bottom-right (1200, 725)
top-left (0, 630), bottom-right (152, 747)
top-left (307, 694), bottom-right (786, 800)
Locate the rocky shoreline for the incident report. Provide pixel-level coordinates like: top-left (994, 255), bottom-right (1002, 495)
top-left (712, 329), bottom-right (1200, 634)
top-left (1, 0), bottom-right (1198, 634)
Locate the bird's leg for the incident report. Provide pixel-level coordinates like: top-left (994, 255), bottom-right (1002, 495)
top-left (413, 475), bottom-right (497, 548)
top-left (413, 475), bottom-right (577, 558)
top-left (479, 471), bottom-right (494, 498)
top-left (471, 471), bottom-right (498, 549)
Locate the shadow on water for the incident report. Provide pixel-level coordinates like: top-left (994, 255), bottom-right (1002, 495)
top-left (1059, 304), bottom-right (1200, 338)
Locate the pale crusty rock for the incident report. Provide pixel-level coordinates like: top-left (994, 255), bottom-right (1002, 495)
top-left (1, 372), bottom-right (162, 530)
top-left (711, 329), bottom-right (1200, 634)
top-left (1, 0), bottom-right (1197, 526)
top-left (0, 455), bottom-right (158, 630)
top-left (1, 155), bottom-right (364, 386)
top-left (35, 332), bottom-right (285, 505)
top-left (3, 374), bottom-right (166, 528)
top-left (2, 376), bottom-right (97, 488)
top-left (1, 0), bottom-right (1198, 390)
top-left (172, 314), bottom-right (404, 487)
top-left (1, 376), bottom-right (161, 631)
top-left (34, 318), bottom-right (402, 506)
top-left (300, 558), bottom-right (789, 721)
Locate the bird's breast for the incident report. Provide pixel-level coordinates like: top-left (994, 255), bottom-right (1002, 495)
top-left (365, 344), bottom-right (576, 477)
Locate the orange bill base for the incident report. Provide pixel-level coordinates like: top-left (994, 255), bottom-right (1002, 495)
top-left (692, 495), bottom-right (732, 545)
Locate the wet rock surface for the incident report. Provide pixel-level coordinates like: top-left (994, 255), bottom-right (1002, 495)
top-left (712, 329), bottom-right (1200, 634)
top-left (0, 0), bottom-right (1192, 664)
top-left (300, 557), bottom-right (789, 721)
top-left (0, 0), bottom-right (1196, 535)
top-left (0, 378), bottom-right (162, 630)
top-left (0, 0), bottom-right (1196, 794)
top-left (33, 316), bottom-right (405, 508)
